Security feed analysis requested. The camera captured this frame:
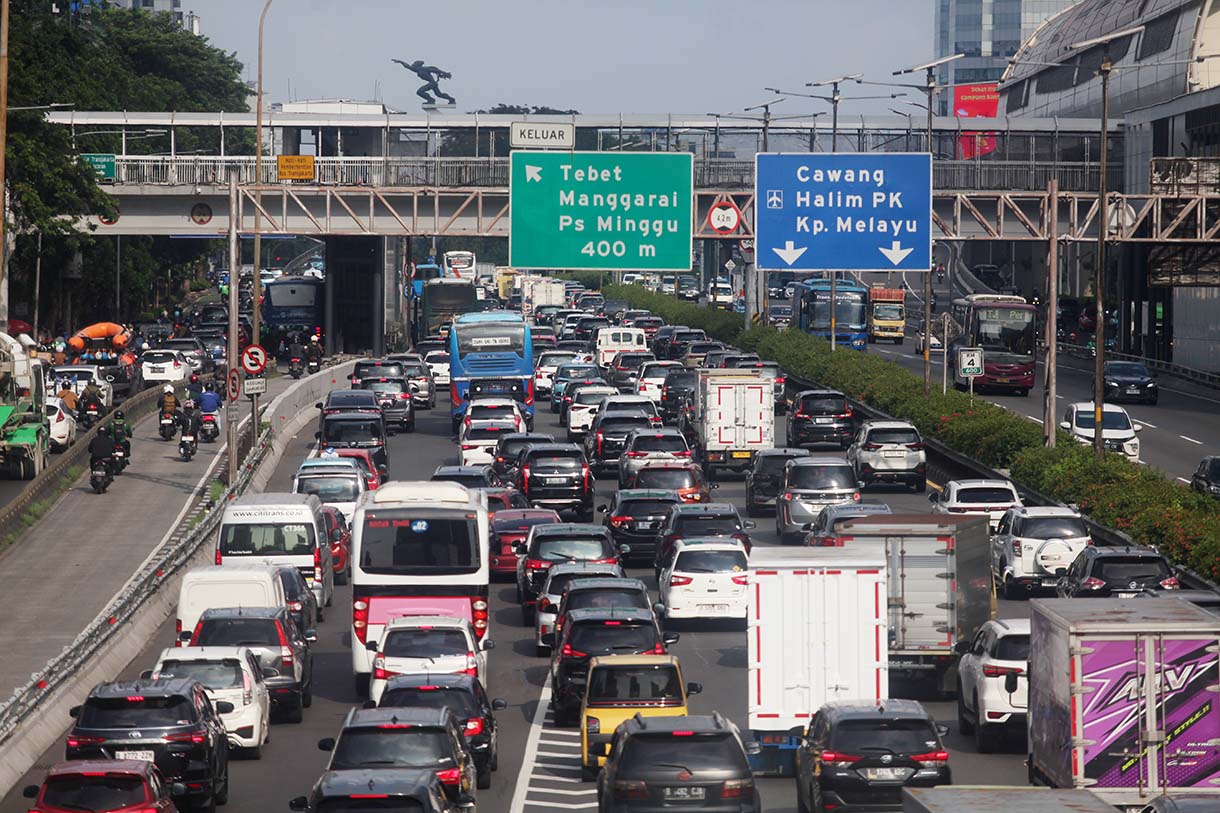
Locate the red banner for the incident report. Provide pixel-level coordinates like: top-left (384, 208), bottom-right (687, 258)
top-left (954, 83), bottom-right (1000, 160)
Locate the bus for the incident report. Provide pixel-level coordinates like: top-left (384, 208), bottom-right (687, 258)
top-left (262, 275), bottom-right (324, 348)
top-left (442, 251), bottom-right (477, 280)
top-left (409, 261), bottom-right (444, 299)
top-left (349, 481), bottom-right (490, 694)
top-left (949, 294), bottom-right (1038, 395)
top-left (448, 311), bottom-right (535, 431)
top-left (419, 278), bottom-right (479, 342)
top-left (794, 277), bottom-right (870, 350)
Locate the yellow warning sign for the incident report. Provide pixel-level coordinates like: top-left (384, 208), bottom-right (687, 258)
top-left (276, 155), bottom-right (315, 181)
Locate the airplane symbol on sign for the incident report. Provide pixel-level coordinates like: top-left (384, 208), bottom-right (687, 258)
top-left (766, 190), bottom-right (783, 209)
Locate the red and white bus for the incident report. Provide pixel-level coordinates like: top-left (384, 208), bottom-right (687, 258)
top-left (950, 294), bottom-right (1038, 395)
top-left (348, 481), bottom-right (490, 694)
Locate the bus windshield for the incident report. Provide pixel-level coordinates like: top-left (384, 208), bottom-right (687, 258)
top-left (811, 292), bottom-right (867, 329)
top-left (360, 511), bottom-right (481, 576)
top-left (455, 324), bottom-right (527, 357)
top-left (974, 306), bottom-right (1035, 361)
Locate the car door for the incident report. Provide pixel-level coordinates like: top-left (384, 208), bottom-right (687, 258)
top-left (247, 651), bottom-right (271, 722)
top-left (960, 629), bottom-right (989, 710)
top-left (846, 428), bottom-right (866, 471)
top-left (1192, 459), bottom-right (1211, 493)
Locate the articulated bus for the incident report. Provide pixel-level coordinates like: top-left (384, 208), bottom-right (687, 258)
top-left (795, 278), bottom-right (870, 350)
top-left (349, 482), bottom-right (490, 694)
top-left (419, 278), bottom-right (479, 343)
top-left (448, 311), bottom-right (535, 431)
top-left (949, 294), bottom-right (1038, 395)
top-left (442, 251), bottom-right (477, 280)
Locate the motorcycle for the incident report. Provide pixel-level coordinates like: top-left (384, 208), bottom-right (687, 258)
top-left (159, 413), bottom-right (177, 441)
top-left (289, 357), bottom-right (303, 379)
top-left (111, 445), bottom-right (129, 473)
top-left (200, 412), bottom-right (220, 443)
top-left (79, 402), bottom-right (102, 430)
top-left (90, 459), bottom-right (113, 494)
top-left (179, 432), bottom-right (197, 462)
top-left (306, 357), bottom-right (320, 375)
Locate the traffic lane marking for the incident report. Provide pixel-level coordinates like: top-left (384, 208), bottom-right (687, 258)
top-left (1181, 435), bottom-right (1204, 445)
top-left (1178, 477), bottom-right (1192, 484)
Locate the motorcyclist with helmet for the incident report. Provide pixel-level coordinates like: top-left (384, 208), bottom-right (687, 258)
top-left (103, 411), bottom-right (134, 466)
top-left (55, 379), bottom-right (79, 414)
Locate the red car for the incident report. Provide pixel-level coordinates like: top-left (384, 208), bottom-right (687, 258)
top-left (24, 760), bottom-right (182, 813)
top-left (321, 505), bottom-right (351, 585)
top-left (334, 447), bottom-right (383, 490)
top-left (489, 508), bottom-right (561, 578)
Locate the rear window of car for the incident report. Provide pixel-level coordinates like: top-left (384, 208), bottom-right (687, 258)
top-left (361, 379), bottom-right (407, 395)
top-left (799, 395), bottom-right (847, 414)
top-left (1095, 556), bottom-right (1171, 582)
top-left (163, 340), bottom-right (199, 351)
top-left (568, 621), bottom-right (657, 653)
top-left (195, 618), bottom-right (281, 647)
top-left (318, 798), bottom-right (425, 813)
top-left (79, 695), bottom-right (194, 728)
top-left (1020, 516), bottom-right (1088, 539)
top-left (866, 427), bottom-right (920, 445)
top-left (641, 365), bottom-right (675, 380)
top-left (634, 469), bottom-right (695, 489)
top-left (993, 634), bottom-right (1030, 661)
top-left (600, 417), bottom-right (651, 433)
top-left (425, 352), bottom-right (451, 364)
top-left (587, 665), bottom-right (683, 706)
top-left (618, 498), bottom-right (678, 517)
top-left (42, 775), bottom-right (148, 810)
top-left (630, 435), bottom-right (687, 453)
top-left (567, 589), bottom-right (649, 612)
top-left (322, 417), bottom-right (385, 444)
top-left (469, 404), bottom-right (517, 419)
top-left (143, 351), bottom-right (178, 364)
top-left (674, 549), bottom-right (747, 573)
top-left (663, 372), bottom-right (697, 387)
top-left (675, 515), bottom-right (741, 534)
top-left (788, 465), bottom-right (856, 490)
top-left (355, 362), bottom-right (405, 378)
top-left (529, 451), bottom-right (584, 469)
top-left (757, 454), bottom-right (801, 475)
top-left (383, 629), bottom-right (469, 658)
top-left (956, 487), bottom-right (1017, 504)
top-left (534, 536), bottom-right (609, 560)
top-left (829, 718), bottom-right (939, 754)
top-left (329, 728), bottom-right (454, 770)
top-left (619, 733), bottom-right (748, 773)
top-left (575, 390), bottom-right (615, 405)
top-left (466, 426), bottom-right (514, 442)
top-left (494, 514), bottom-right (556, 533)
top-left (379, 686), bottom-right (479, 718)
top-left (155, 659), bottom-right (243, 690)
top-left (297, 475), bottom-right (361, 502)
top-left (614, 354), bottom-right (652, 368)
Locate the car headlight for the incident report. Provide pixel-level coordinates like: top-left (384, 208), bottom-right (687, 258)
top-left (1104, 380), bottom-right (1117, 387)
top-left (1210, 484), bottom-right (1220, 494)
top-left (1146, 382), bottom-right (1156, 388)
top-left (1125, 439), bottom-right (1140, 453)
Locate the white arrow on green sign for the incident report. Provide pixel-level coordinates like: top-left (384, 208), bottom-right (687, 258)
top-left (509, 151), bottom-right (693, 271)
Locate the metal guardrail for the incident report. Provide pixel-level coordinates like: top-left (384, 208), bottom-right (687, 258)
top-left (109, 155), bottom-right (1118, 193)
top-left (1057, 342), bottom-right (1220, 391)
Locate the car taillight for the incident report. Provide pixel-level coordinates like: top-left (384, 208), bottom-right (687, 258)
top-left (450, 383), bottom-right (462, 407)
top-left (669, 575), bottom-right (693, 586)
top-left (609, 515), bottom-right (631, 528)
top-left (983, 664), bottom-right (1024, 678)
top-left (471, 598), bottom-right (488, 638)
top-left (673, 450), bottom-right (691, 457)
top-left (353, 599), bottom-right (369, 643)
top-left (464, 717), bottom-right (485, 737)
top-left (189, 620), bottom-right (204, 645)
top-left (172, 360), bottom-right (181, 368)
top-left (314, 546), bottom-right (323, 583)
top-left (436, 768), bottom-right (462, 786)
top-left (288, 601), bottom-right (303, 612)
top-left (731, 574), bottom-right (749, 585)
top-left (165, 730), bottom-right (207, 744)
top-left (525, 379), bottom-right (535, 406)
top-left (586, 716), bottom-right (600, 734)
top-left (461, 444), bottom-right (477, 450)
top-left (1085, 536), bottom-right (1095, 546)
top-left (721, 779), bottom-right (754, 799)
top-left (820, 751), bottom-right (859, 767)
top-left (463, 651), bottom-right (479, 675)
top-left (583, 464), bottom-right (590, 491)
top-left (521, 465), bottom-right (531, 494)
top-left (372, 654), bottom-right (398, 680)
top-left (242, 671), bottom-right (253, 705)
top-left (526, 559), bottom-right (551, 572)
top-left (596, 432), bottom-right (604, 455)
top-left (1161, 576), bottom-right (1180, 590)
top-left (398, 392), bottom-right (411, 400)
top-left (625, 451), bottom-right (648, 458)
top-left (175, 617), bottom-right (183, 647)
top-left (613, 780), bottom-right (648, 800)
top-left (1011, 538), bottom-right (1022, 557)
top-left (276, 622), bottom-right (294, 669)
top-left (66, 734), bottom-right (106, 748)
top-left (907, 442), bottom-right (925, 451)
top-left (662, 387), bottom-right (669, 399)
top-left (913, 750), bottom-right (950, 768)
top-left (561, 644), bottom-right (588, 657)
top-left (1082, 576), bottom-right (1107, 591)
top-left (54, 410), bottom-right (64, 423)
top-left (862, 442), bottom-right (882, 451)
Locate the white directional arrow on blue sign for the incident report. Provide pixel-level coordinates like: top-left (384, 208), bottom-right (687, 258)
top-left (772, 241), bottom-right (808, 266)
top-left (878, 241), bottom-right (915, 266)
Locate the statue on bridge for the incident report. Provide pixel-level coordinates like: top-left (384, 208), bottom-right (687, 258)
top-left (392, 59), bottom-right (456, 108)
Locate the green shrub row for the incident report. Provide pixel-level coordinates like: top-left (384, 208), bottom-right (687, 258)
top-left (600, 283), bottom-right (1220, 581)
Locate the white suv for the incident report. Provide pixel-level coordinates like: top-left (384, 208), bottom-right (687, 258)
top-left (565, 385), bottom-right (618, 440)
top-left (929, 479), bottom-right (1021, 532)
top-left (991, 506), bottom-right (1092, 599)
top-left (955, 618), bottom-right (1029, 753)
top-left (847, 420), bottom-right (927, 492)
top-left (1060, 402), bottom-right (1141, 462)
top-left (635, 360), bottom-right (681, 403)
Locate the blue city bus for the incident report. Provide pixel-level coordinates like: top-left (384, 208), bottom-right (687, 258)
top-left (410, 261), bottom-right (445, 299)
top-left (448, 311), bottom-right (535, 431)
top-left (262, 275), bottom-right (324, 349)
top-left (795, 278), bottom-right (870, 350)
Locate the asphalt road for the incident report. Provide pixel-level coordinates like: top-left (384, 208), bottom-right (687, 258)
top-left (0, 392), bottom-right (1034, 813)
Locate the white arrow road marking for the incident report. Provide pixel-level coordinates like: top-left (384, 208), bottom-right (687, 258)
top-left (771, 240), bottom-right (807, 266)
top-left (879, 241), bottom-right (914, 266)
top-left (525, 165), bottom-right (543, 182)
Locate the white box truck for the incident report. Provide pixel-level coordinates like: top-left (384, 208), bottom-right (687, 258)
top-left (834, 514), bottom-right (992, 694)
top-left (685, 368), bottom-right (775, 478)
top-left (903, 787), bottom-right (1119, 813)
top-left (1027, 597), bottom-right (1220, 810)
top-left (747, 547), bottom-right (888, 776)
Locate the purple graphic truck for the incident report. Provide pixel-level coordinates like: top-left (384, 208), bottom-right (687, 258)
top-left (1028, 597), bottom-right (1220, 809)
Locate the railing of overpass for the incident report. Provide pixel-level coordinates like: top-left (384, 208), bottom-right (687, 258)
top-left (109, 155), bottom-right (1122, 193)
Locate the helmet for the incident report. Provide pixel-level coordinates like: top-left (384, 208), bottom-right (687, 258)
top-left (204, 383), bottom-right (214, 393)
top-left (310, 335), bottom-right (319, 343)
top-left (114, 410), bottom-right (125, 420)
top-left (163, 384), bottom-right (174, 394)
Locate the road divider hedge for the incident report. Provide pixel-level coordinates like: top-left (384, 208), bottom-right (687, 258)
top-left (600, 283), bottom-right (1220, 580)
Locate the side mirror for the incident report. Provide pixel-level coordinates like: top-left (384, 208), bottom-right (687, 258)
top-left (662, 631), bottom-right (680, 646)
top-left (365, 640), bottom-right (378, 652)
top-left (1004, 672), bottom-right (1020, 694)
top-left (170, 783), bottom-right (188, 797)
top-left (857, 481), bottom-right (866, 489)
top-left (618, 544), bottom-right (632, 556)
top-left (140, 669), bottom-right (154, 679)
top-left (541, 632), bottom-right (556, 647)
top-left (314, 431), bottom-right (322, 440)
top-left (1059, 421), bottom-right (1071, 430)
top-left (745, 741), bottom-right (762, 756)
top-left (492, 698), bottom-right (508, 711)
top-left (304, 629), bottom-right (318, 643)
top-left (1134, 424), bottom-right (1143, 433)
top-left (315, 402), bottom-right (323, 410)
top-left (482, 639), bottom-right (496, 651)
top-left (597, 504), bottom-right (608, 512)
top-left (22, 786), bottom-right (39, 799)
top-left (935, 723), bottom-right (951, 738)
top-left (262, 667), bottom-right (280, 679)
top-left (289, 796), bottom-right (309, 811)
top-left (69, 705), bottom-right (81, 718)
top-left (953, 640), bottom-right (971, 655)
top-left (653, 601), bottom-right (667, 617)
top-left (179, 630), bottom-right (194, 643)
top-left (215, 701), bottom-right (235, 714)
top-left (743, 520), bottom-right (756, 529)
top-left (317, 737), bottom-right (336, 751)
top-left (686, 681), bottom-right (703, 696)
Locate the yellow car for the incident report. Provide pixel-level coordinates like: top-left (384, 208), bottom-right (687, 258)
top-left (580, 654), bottom-right (701, 780)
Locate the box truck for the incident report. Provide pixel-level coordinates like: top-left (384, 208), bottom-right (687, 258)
top-left (747, 547), bottom-right (889, 776)
top-left (1027, 597), bottom-right (1220, 810)
top-left (684, 368), bottom-right (776, 478)
top-left (835, 514), bottom-right (993, 693)
top-left (903, 787), bottom-right (1119, 813)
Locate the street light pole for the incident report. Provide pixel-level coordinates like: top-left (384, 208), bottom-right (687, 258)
top-left (251, 0), bottom-right (273, 352)
top-left (1093, 56), bottom-right (1111, 461)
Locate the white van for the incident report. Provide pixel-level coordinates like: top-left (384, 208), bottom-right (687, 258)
top-left (215, 493), bottom-right (335, 610)
top-left (595, 327), bottom-right (647, 369)
top-left (175, 564), bottom-right (288, 646)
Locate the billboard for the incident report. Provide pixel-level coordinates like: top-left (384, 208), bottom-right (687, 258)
top-left (953, 83), bottom-right (1000, 160)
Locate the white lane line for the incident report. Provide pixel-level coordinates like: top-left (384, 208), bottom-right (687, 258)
top-left (510, 676), bottom-right (555, 813)
top-left (1055, 395), bottom-right (1064, 400)
top-left (1181, 435), bottom-right (1204, 445)
top-left (522, 801), bottom-right (596, 810)
top-left (531, 775), bottom-right (584, 783)
top-left (540, 730), bottom-right (581, 738)
top-left (1135, 420), bottom-right (1158, 429)
top-left (537, 750), bottom-right (575, 758)
top-left (1027, 416), bottom-right (1044, 424)
top-left (528, 789), bottom-right (598, 797)
top-left (1178, 477), bottom-right (1192, 484)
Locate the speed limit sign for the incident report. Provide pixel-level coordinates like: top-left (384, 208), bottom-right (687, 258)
top-left (227, 369), bottom-right (241, 401)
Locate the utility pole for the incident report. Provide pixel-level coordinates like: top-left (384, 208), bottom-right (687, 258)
top-left (1045, 178), bottom-right (1059, 447)
top-left (1092, 56), bottom-right (1111, 460)
top-left (251, 0), bottom-right (274, 351)
top-left (227, 174), bottom-right (241, 486)
top-left (0, 0), bottom-right (11, 334)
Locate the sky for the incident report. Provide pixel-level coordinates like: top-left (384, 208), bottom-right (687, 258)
top-left (196, 0), bottom-right (933, 115)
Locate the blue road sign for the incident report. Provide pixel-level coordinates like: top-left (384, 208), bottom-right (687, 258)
top-left (754, 153), bottom-right (932, 271)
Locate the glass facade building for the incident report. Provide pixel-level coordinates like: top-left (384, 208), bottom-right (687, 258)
top-left (934, 0), bottom-right (1081, 113)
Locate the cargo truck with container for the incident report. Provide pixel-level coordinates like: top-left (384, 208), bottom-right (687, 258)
top-left (747, 547), bottom-right (889, 777)
top-left (0, 332), bottom-right (50, 480)
top-left (1026, 597), bottom-right (1220, 810)
top-left (682, 368), bottom-right (775, 479)
top-left (524, 278), bottom-right (567, 319)
top-left (902, 787), bottom-right (1120, 813)
top-left (834, 514), bottom-right (992, 693)
top-left (868, 286), bottom-right (906, 344)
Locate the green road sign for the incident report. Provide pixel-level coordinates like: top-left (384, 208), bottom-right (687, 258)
top-left (510, 151), bottom-right (693, 271)
top-left (958, 347), bottom-right (984, 378)
top-left (81, 153), bottom-right (116, 181)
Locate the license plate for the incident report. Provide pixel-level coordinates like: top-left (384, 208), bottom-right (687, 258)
top-left (882, 450), bottom-right (905, 458)
top-left (639, 521), bottom-right (660, 530)
top-left (814, 417), bottom-right (832, 424)
top-left (862, 767), bottom-right (909, 781)
top-left (663, 787), bottom-right (705, 800)
top-left (994, 377), bottom-right (1010, 384)
top-left (731, 451), bottom-right (751, 459)
top-left (1127, 387), bottom-right (1140, 394)
top-left (150, 366), bottom-right (164, 374)
top-left (161, 418), bottom-right (173, 425)
top-left (120, 750), bottom-right (156, 762)
top-left (181, 436), bottom-right (194, 442)
top-left (546, 477), bottom-right (567, 485)
top-left (1117, 591), bottom-right (1139, 598)
top-left (698, 604), bottom-right (729, 612)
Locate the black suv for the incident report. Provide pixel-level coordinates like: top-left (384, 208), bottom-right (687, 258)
top-left (514, 443), bottom-right (594, 519)
top-left (350, 358), bottom-right (406, 387)
top-left (318, 707), bottom-right (477, 800)
top-left (795, 699), bottom-right (950, 812)
top-left (492, 432), bottom-right (555, 479)
top-left (274, 563), bottom-right (322, 632)
top-left (744, 448), bottom-right (812, 517)
top-left (597, 713), bottom-right (759, 811)
top-left (601, 489), bottom-right (683, 564)
top-left (1057, 545), bottom-right (1179, 597)
top-left (376, 674), bottom-right (507, 790)
top-left (788, 389), bottom-right (855, 449)
top-left (547, 607), bottom-right (676, 726)
top-left (188, 606), bottom-right (315, 722)
top-left (67, 678), bottom-right (231, 813)
top-left (1191, 456), bottom-right (1220, 500)
top-left (553, 578), bottom-right (655, 640)
top-left (586, 413), bottom-right (654, 473)
top-left (659, 369), bottom-right (698, 424)
top-left (650, 325), bottom-right (684, 359)
top-left (666, 329), bottom-right (709, 360)
top-left (291, 768), bottom-right (465, 813)
top-left (516, 524), bottom-right (624, 623)
top-left (655, 503), bottom-right (754, 579)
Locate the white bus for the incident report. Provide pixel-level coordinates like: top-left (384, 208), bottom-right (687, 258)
top-left (442, 250), bottom-right (477, 280)
top-left (349, 481), bottom-right (490, 694)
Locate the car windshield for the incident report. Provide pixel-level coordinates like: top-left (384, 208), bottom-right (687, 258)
top-left (1074, 410), bottom-right (1132, 431)
top-left (155, 659), bottom-right (243, 690)
top-left (195, 618), bottom-right (281, 647)
top-left (379, 686), bottom-right (479, 718)
top-left (1208, 459), bottom-right (1220, 479)
top-left (674, 549), bottom-right (747, 573)
top-left (867, 427), bottom-right (919, 445)
top-left (618, 499), bottom-right (678, 518)
top-left (296, 476), bottom-right (360, 502)
top-left (631, 436), bottom-right (687, 453)
top-left (360, 513), bottom-right (480, 576)
top-left (383, 629), bottom-right (469, 658)
top-left (42, 775), bottom-right (147, 810)
top-left (318, 800), bottom-right (425, 813)
top-left (535, 537), bottom-right (608, 561)
top-left (79, 696), bottom-right (194, 728)
top-left (799, 395), bottom-right (847, 414)
top-left (829, 718), bottom-right (940, 754)
top-left (676, 515), bottom-right (740, 534)
top-left (1107, 362), bottom-right (1151, 377)
top-left (330, 728), bottom-right (454, 770)
top-left (587, 665), bottom-right (683, 706)
top-left (994, 634), bottom-right (1030, 661)
top-left (635, 469), bottom-right (695, 490)
top-left (219, 522), bottom-right (315, 556)
top-left (619, 733), bottom-right (748, 773)
top-left (789, 466), bottom-right (856, 490)
top-left (1021, 516), bottom-right (1089, 539)
top-left (1095, 557), bottom-right (1171, 582)
top-left (956, 487), bottom-right (1017, 504)
top-left (874, 304), bottom-right (904, 320)
top-left (568, 622), bottom-right (656, 653)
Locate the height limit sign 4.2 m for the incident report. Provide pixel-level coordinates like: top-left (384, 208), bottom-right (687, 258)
top-left (754, 153), bottom-right (931, 271)
top-left (509, 151), bottom-right (693, 271)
